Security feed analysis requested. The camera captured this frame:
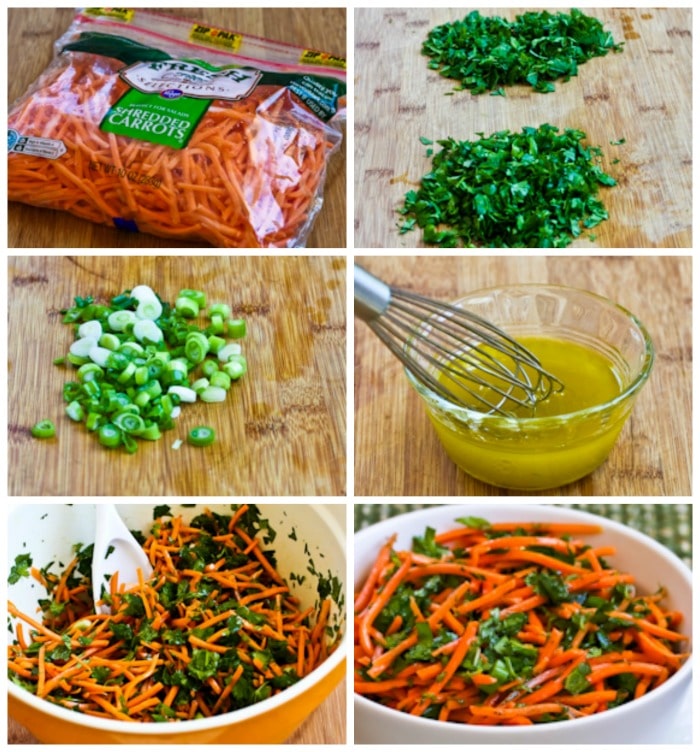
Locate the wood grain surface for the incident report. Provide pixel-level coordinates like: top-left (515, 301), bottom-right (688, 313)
top-left (7, 7), bottom-right (347, 249)
top-left (8, 255), bottom-right (346, 496)
top-left (354, 7), bottom-right (691, 248)
top-left (354, 256), bottom-right (691, 496)
top-left (7, 680), bottom-right (346, 744)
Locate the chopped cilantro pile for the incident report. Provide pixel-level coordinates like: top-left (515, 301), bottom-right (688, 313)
top-left (399, 124), bottom-right (617, 248)
top-left (423, 9), bottom-right (623, 95)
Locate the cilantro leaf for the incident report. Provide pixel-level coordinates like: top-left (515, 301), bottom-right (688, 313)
top-left (186, 649), bottom-right (220, 682)
top-left (412, 527), bottom-right (448, 558)
top-left (564, 662), bottom-right (592, 694)
top-left (9, 553), bottom-right (32, 584)
top-left (525, 571), bottom-right (572, 605)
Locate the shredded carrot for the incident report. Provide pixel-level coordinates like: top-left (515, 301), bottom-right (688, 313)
top-left (8, 508), bottom-right (340, 722)
top-left (8, 10), bottom-right (346, 248)
top-left (355, 519), bottom-right (688, 726)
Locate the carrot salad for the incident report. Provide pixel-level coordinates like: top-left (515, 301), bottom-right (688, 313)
top-left (8, 505), bottom-right (340, 722)
top-left (354, 518), bottom-right (689, 725)
top-left (8, 9), bottom-right (346, 248)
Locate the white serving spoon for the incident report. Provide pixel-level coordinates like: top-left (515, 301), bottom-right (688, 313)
top-left (92, 504), bottom-right (153, 614)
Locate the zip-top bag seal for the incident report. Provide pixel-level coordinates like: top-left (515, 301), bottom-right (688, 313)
top-left (8, 9), bottom-right (347, 247)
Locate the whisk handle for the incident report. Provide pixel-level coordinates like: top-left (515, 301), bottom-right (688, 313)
top-left (354, 265), bottom-right (391, 321)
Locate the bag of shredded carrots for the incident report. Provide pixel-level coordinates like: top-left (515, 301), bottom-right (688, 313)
top-left (8, 9), bottom-right (346, 248)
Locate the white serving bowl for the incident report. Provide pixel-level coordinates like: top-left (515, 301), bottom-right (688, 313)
top-left (354, 504), bottom-right (691, 744)
top-left (8, 503), bottom-right (346, 744)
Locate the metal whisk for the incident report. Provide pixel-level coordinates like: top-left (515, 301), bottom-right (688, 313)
top-left (354, 265), bottom-right (563, 416)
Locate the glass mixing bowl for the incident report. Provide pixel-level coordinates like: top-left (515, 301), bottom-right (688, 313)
top-left (405, 284), bottom-right (655, 490)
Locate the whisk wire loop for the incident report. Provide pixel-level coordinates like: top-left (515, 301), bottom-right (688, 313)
top-left (355, 266), bottom-right (564, 417)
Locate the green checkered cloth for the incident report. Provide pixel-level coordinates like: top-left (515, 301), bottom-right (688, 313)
top-left (354, 504), bottom-right (692, 568)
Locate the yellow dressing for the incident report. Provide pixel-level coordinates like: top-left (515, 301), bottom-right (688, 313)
top-left (424, 337), bottom-right (634, 490)
top-left (438, 337), bottom-right (622, 417)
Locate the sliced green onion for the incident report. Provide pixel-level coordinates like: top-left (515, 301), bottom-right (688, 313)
top-left (99, 333), bottom-right (121, 351)
top-left (217, 343), bottom-right (242, 363)
top-left (208, 314), bottom-right (225, 335)
top-left (178, 288), bottom-right (207, 308)
top-left (78, 320), bottom-right (102, 340)
top-left (121, 432), bottom-right (138, 454)
top-left (85, 412), bottom-right (103, 431)
top-left (175, 296), bottom-right (199, 318)
top-left (167, 358), bottom-right (189, 372)
top-left (108, 309), bottom-right (137, 332)
top-left (70, 337), bottom-right (98, 359)
top-left (117, 361), bottom-right (137, 384)
top-left (133, 319), bottom-right (163, 344)
top-left (187, 426), bottom-right (216, 447)
top-left (200, 386), bottom-right (227, 403)
top-left (138, 423), bottom-right (162, 441)
top-left (77, 363), bottom-right (104, 383)
top-left (105, 351), bottom-right (130, 371)
top-left (210, 371), bottom-right (231, 391)
top-left (98, 423), bottom-right (122, 447)
top-left (227, 318), bottom-right (247, 339)
top-left (192, 377), bottom-right (209, 394)
top-left (168, 386), bottom-right (197, 403)
top-left (134, 391), bottom-right (151, 408)
top-left (163, 369), bottom-right (187, 387)
top-left (208, 303), bottom-right (231, 320)
top-left (31, 420), bottom-right (56, 439)
top-left (110, 292), bottom-right (135, 309)
top-left (130, 284), bottom-right (157, 302)
top-left (113, 412), bottom-right (146, 434)
top-left (223, 356), bottom-right (247, 380)
top-left (81, 379), bottom-right (101, 398)
top-left (150, 351), bottom-right (171, 365)
top-left (88, 345), bottom-right (113, 368)
top-left (118, 341), bottom-right (144, 356)
top-left (185, 332), bottom-right (209, 363)
top-left (67, 353), bottom-right (89, 367)
top-left (136, 297), bottom-right (163, 321)
top-left (159, 394), bottom-right (174, 417)
top-left (207, 335), bottom-right (226, 355)
top-left (134, 365), bottom-right (150, 386)
top-left (201, 359), bottom-right (219, 378)
top-left (66, 400), bottom-right (85, 422)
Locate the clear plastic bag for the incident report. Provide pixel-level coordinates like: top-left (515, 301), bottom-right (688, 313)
top-left (8, 9), bottom-right (346, 247)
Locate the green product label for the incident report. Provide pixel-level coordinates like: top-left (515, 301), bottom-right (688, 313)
top-left (101, 59), bottom-right (262, 149)
top-left (101, 91), bottom-right (210, 149)
top-left (63, 34), bottom-right (347, 147)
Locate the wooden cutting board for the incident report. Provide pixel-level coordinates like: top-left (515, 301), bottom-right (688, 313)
top-left (354, 256), bottom-right (691, 496)
top-left (355, 8), bottom-right (691, 247)
top-left (7, 7), bottom-right (346, 249)
top-left (7, 680), bottom-right (346, 745)
top-left (8, 256), bottom-right (346, 496)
